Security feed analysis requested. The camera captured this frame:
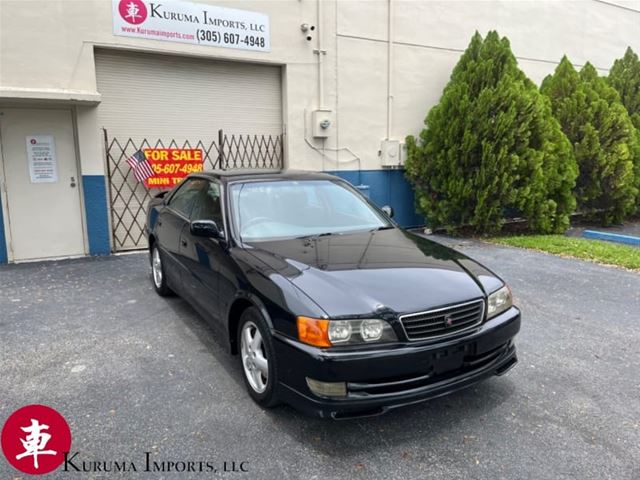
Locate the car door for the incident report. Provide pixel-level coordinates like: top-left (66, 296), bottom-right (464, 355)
top-left (156, 178), bottom-right (206, 287)
top-left (178, 180), bottom-right (226, 323)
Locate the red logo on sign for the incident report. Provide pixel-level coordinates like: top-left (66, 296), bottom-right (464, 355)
top-left (118, 0), bottom-right (147, 25)
top-left (30, 139), bottom-right (37, 145)
top-left (1, 405), bottom-right (72, 475)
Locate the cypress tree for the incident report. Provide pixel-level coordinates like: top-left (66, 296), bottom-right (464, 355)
top-left (405, 31), bottom-right (576, 233)
top-left (541, 58), bottom-right (638, 223)
top-left (608, 47), bottom-right (640, 206)
top-left (608, 47), bottom-right (640, 130)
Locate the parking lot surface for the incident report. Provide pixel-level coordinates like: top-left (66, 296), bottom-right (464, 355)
top-left (1, 238), bottom-right (639, 479)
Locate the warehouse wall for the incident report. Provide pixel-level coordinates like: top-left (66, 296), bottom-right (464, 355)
top-left (307, 0), bottom-right (639, 226)
top-left (328, 0), bottom-right (640, 171)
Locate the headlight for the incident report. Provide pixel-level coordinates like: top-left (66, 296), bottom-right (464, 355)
top-left (328, 320), bottom-right (352, 343)
top-left (487, 285), bottom-right (512, 319)
top-left (297, 317), bottom-right (397, 347)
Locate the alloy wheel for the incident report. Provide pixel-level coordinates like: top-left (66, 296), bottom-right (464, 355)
top-left (240, 321), bottom-right (269, 393)
top-left (152, 247), bottom-right (163, 289)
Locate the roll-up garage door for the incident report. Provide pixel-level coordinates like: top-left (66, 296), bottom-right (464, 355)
top-left (95, 49), bottom-right (283, 251)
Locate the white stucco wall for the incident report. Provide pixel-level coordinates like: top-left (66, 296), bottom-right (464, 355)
top-left (334, 0), bottom-right (640, 169)
top-left (1, 0), bottom-right (639, 174)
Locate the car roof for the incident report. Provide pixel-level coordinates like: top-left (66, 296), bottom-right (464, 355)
top-left (194, 169), bottom-right (341, 184)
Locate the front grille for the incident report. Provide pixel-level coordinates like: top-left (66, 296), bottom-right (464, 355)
top-left (400, 299), bottom-right (485, 341)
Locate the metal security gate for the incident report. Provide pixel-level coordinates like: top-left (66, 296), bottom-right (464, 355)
top-left (104, 129), bottom-right (283, 252)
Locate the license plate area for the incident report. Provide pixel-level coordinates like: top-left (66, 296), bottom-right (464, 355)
top-left (432, 346), bottom-right (466, 374)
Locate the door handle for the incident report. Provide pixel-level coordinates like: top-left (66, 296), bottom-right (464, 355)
top-left (70, 176), bottom-right (76, 188)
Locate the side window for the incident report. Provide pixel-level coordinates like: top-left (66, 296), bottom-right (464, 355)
top-left (192, 181), bottom-right (223, 224)
top-left (168, 179), bottom-right (206, 218)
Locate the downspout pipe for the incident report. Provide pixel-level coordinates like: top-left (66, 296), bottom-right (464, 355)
top-left (316, 0), bottom-right (325, 109)
top-left (386, 0), bottom-right (394, 140)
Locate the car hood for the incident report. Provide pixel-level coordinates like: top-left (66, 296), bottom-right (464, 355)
top-left (244, 229), bottom-right (502, 318)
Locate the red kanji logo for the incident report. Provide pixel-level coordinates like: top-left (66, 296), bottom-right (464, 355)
top-left (1, 405), bottom-right (72, 475)
top-left (118, 0), bottom-right (148, 25)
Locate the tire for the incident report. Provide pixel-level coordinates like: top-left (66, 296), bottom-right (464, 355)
top-left (238, 307), bottom-right (280, 408)
top-left (150, 244), bottom-right (173, 296)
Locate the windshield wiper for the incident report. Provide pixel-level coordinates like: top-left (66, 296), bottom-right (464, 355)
top-left (369, 225), bottom-right (395, 232)
top-left (295, 232), bottom-right (336, 240)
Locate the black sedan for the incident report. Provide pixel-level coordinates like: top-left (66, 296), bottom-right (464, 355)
top-left (146, 170), bottom-right (520, 419)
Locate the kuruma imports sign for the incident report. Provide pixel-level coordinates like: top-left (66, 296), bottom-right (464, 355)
top-left (143, 148), bottom-right (204, 188)
top-left (112, 0), bottom-right (270, 52)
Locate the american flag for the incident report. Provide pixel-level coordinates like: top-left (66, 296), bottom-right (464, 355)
top-left (126, 149), bottom-right (155, 182)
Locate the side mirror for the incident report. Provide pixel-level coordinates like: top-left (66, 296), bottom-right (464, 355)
top-left (155, 191), bottom-right (169, 204)
top-left (190, 219), bottom-right (223, 239)
top-left (381, 205), bottom-right (394, 218)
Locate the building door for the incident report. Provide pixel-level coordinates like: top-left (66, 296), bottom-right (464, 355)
top-left (0, 108), bottom-right (85, 261)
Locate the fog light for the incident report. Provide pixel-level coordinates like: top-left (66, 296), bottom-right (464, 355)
top-left (360, 319), bottom-right (384, 341)
top-left (306, 378), bottom-right (347, 397)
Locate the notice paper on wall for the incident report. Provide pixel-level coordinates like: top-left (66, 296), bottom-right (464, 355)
top-left (26, 135), bottom-right (58, 183)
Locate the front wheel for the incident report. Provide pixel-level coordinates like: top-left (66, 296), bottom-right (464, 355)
top-left (150, 244), bottom-right (172, 296)
top-left (238, 307), bottom-right (280, 408)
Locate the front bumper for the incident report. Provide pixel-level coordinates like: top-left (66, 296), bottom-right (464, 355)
top-left (273, 306), bottom-right (521, 418)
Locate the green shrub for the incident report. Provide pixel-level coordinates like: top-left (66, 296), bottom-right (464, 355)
top-left (541, 58), bottom-right (638, 224)
top-left (608, 47), bottom-right (640, 130)
top-left (608, 47), bottom-right (640, 205)
top-left (405, 31), bottom-right (576, 234)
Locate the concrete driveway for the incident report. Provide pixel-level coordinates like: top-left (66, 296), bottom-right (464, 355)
top-left (1, 238), bottom-right (639, 479)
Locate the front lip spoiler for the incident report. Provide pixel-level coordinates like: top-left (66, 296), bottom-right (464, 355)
top-left (278, 343), bottom-right (518, 420)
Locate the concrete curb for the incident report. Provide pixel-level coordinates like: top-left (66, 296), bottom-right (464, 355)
top-left (582, 230), bottom-right (640, 247)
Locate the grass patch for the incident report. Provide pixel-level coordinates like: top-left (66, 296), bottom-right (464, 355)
top-left (488, 235), bottom-right (640, 271)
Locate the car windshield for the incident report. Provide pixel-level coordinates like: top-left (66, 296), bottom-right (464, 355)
top-left (230, 179), bottom-right (391, 242)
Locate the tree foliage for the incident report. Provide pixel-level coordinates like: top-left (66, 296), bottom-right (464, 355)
top-left (608, 47), bottom-right (640, 131)
top-left (541, 57), bottom-right (638, 223)
top-left (608, 47), bottom-right (640, 206)
top-left (405, 31), bottom-right (577, 234)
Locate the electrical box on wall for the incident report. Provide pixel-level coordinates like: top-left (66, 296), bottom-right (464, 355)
top-left (380, 139), bottom-right (404, 168)
top-left (312, 109), bottom-right (333, 138)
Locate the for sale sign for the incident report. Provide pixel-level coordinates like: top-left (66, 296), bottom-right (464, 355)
top-left (112, 0), bottom-right (270, 52)
top-left (143, 148), bottom-right (204, 188)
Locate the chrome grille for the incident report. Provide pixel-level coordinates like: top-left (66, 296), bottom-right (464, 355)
top-left (400, 299), bottom-right (485, 341)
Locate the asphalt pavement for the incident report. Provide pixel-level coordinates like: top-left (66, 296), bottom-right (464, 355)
top-left (1, 238), bottom-right (639, 479)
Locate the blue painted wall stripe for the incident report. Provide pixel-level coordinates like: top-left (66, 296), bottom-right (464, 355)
top-left (583, 230), bottom-right (640, 247)
top-left (82, 175), bottom-right (111, 255)
top-left (327, 169), bottom-right (425, 228)
top-left (0, 199), bottom-right (7, 264)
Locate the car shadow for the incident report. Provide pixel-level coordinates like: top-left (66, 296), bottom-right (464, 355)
top-left (162, 294), bottom-right (246, 389)
top-left (162, 292), bottom-right (517, 457)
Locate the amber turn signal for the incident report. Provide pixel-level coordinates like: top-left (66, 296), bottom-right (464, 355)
top-left (297, 316), bottom-right (332, 347)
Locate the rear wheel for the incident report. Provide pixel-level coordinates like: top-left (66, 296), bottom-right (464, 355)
top-left (238, 307), bottom-right (280, 408)
top-left (151, 244), bottom-right (172, 296)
